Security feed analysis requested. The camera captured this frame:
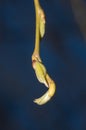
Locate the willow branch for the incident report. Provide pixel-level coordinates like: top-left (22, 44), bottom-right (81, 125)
top-left (32, 0), bottom-right (56, 105)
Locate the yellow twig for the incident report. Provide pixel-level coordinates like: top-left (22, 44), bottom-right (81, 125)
top-left (32, 0), bottom-right (56, 105)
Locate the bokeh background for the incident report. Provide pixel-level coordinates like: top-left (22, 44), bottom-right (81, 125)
top-left (0, 0), bottom-right (86, 130)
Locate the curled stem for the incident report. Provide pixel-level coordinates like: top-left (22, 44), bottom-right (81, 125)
top-left (32, 0), bottom-right (56, 105)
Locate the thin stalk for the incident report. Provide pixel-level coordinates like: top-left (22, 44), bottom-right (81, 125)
top-left (33, 0), bottom-right (41, 60)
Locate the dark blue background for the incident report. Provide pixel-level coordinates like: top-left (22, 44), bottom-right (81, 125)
top-left (0, 0), bottom-right (86, 130)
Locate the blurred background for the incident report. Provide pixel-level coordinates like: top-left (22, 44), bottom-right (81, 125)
top-left (0, 0), bottom-right (86, 130)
